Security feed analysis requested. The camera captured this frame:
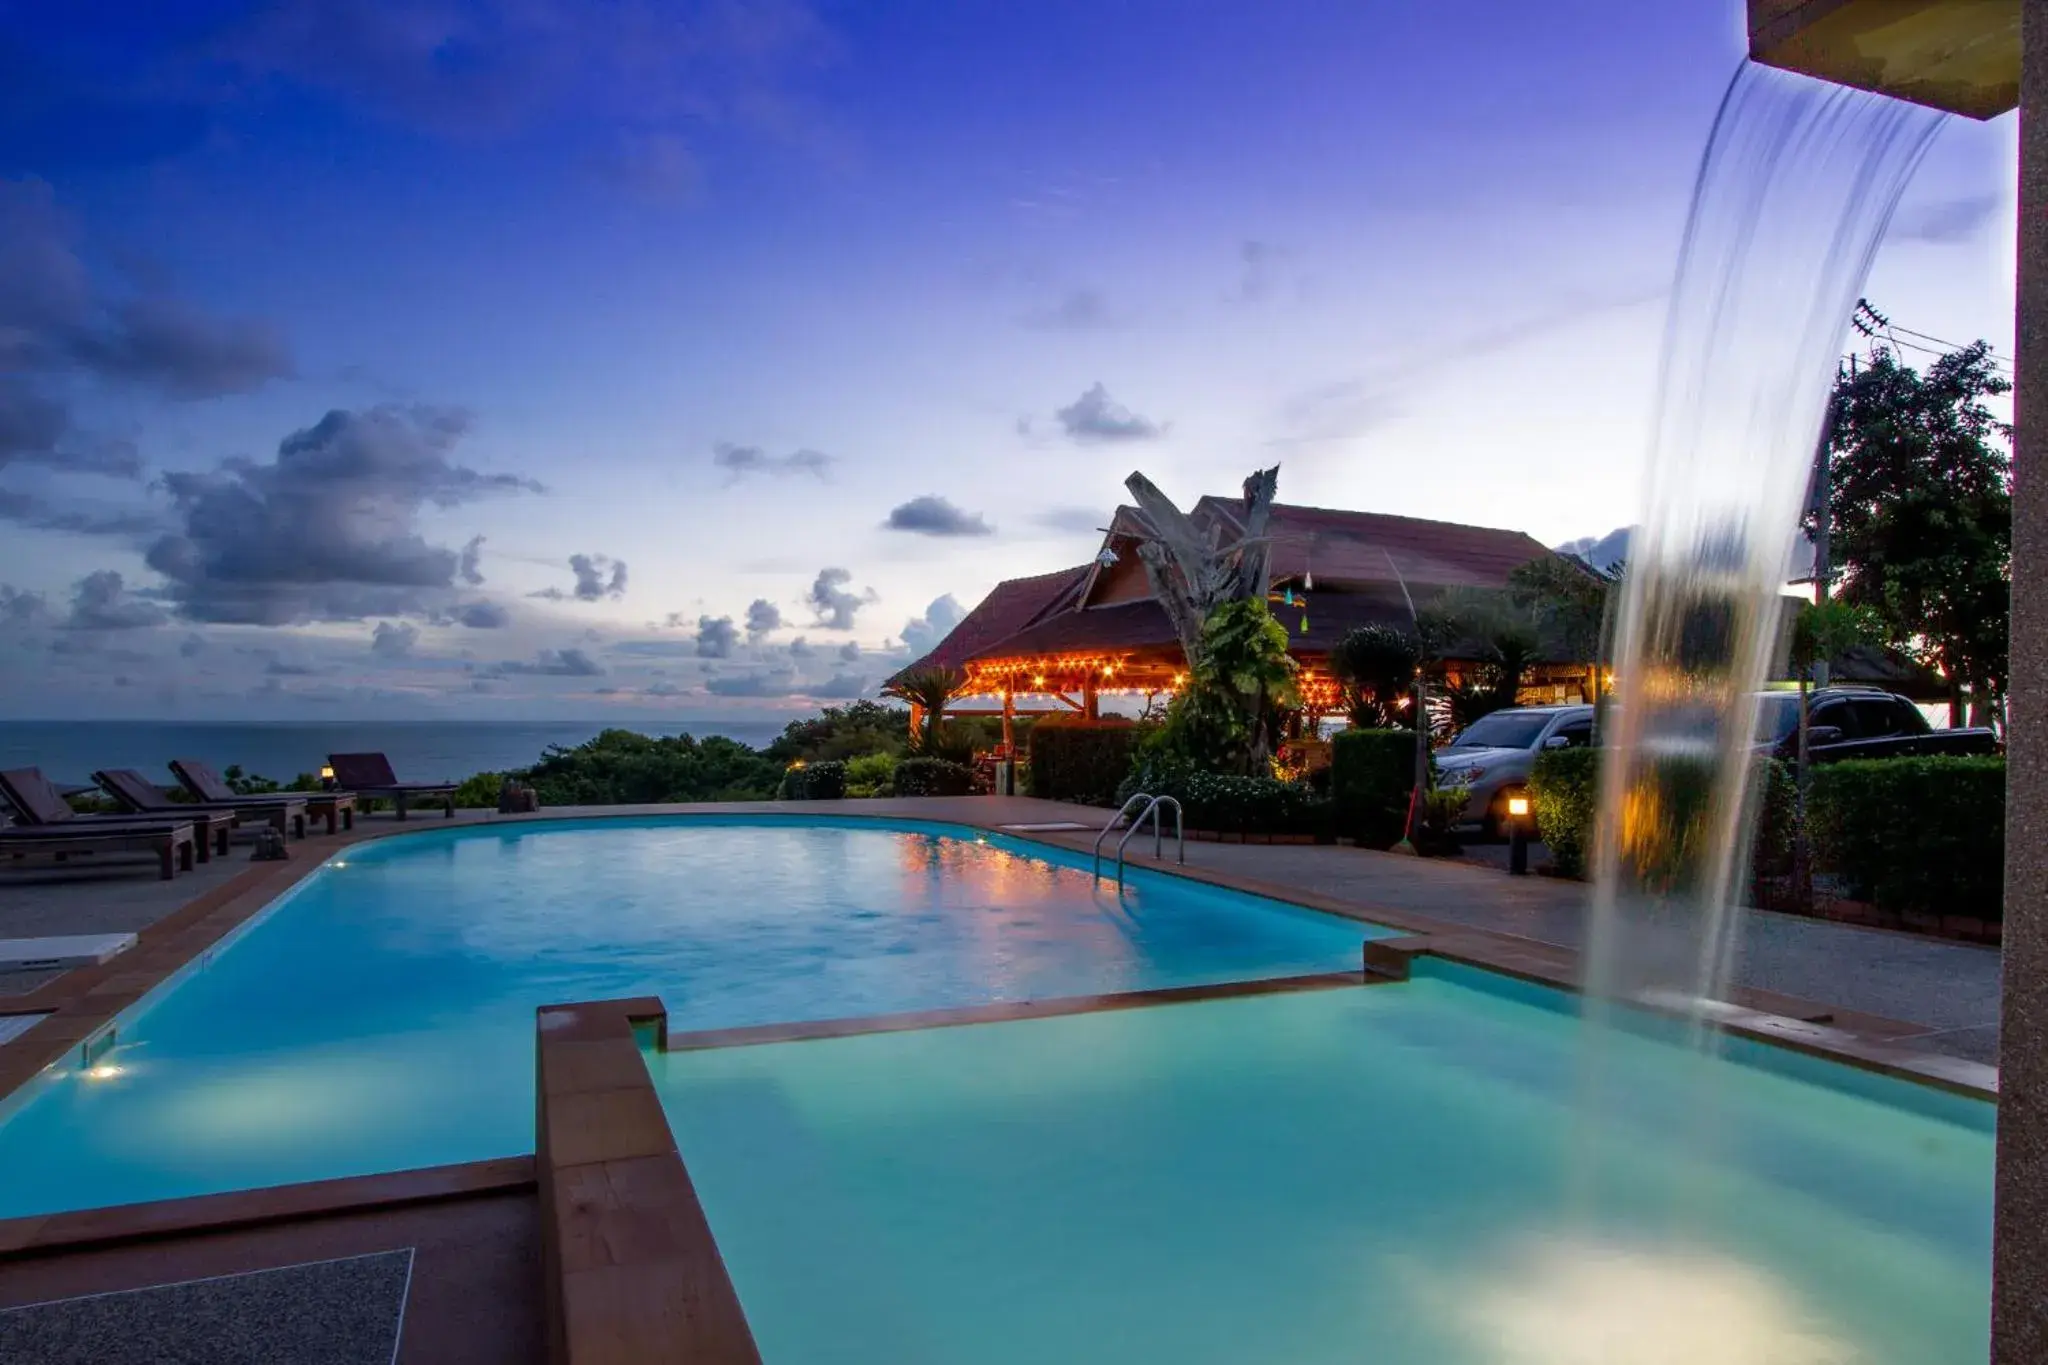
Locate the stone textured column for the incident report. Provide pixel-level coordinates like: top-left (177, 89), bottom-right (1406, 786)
top-left (1994, 8), bottom-right (2046, 1362)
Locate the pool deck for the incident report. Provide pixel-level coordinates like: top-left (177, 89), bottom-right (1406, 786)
top-left (0, 795), bottom-right (2003, 1360)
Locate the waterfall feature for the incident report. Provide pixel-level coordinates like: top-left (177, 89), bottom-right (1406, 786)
top-left (1586, 62), bottom-right (1945, 1029)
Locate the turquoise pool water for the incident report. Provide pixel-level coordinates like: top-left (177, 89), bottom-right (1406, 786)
top-left (0, 817), bottom-right (1386, 1217)
top-left (652, 962), bottom-right (1994, 1365)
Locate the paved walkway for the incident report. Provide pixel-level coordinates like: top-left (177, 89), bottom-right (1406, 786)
top-left (0, 796), bottom-right (2003, 1063)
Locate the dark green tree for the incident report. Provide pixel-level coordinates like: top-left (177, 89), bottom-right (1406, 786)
top-left (1507, 554), bottom-right (1617, 704)
top-left (1816, 342), bottom-right (2012, 725)
top-left (1328, 624), bottom-right (1419, 728)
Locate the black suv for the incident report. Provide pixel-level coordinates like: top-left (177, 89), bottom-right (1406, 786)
top-left (1755, 686), bottom-right (2000, 764)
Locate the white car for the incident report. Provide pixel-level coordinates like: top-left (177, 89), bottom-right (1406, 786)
top-left (1432, 704), bottom-right (1596, 834)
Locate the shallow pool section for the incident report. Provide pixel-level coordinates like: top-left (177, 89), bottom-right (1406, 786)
top-left (651, 967), bottom-right (1993, 1365)
top-left (0, 817), bottom-right (1385, 1217)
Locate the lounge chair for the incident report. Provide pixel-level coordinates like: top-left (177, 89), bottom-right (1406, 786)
top-left (96, 768), bottom-right (312, 841)
top-left (170, 760), bottom-right (359, 835)
top-left (326, 753), bottom-right (458, 820)
top-left (0, 769), bottom-right (211, 878)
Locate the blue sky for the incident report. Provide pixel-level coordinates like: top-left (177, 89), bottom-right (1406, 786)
top-left (0, 0), bottom-right (2018, 719)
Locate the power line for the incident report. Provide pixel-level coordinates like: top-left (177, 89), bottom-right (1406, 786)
top-left (1849, 298), bottom-right (2014, 371)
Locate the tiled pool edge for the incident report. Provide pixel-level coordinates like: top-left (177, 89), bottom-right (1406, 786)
top-left (535, 996), bottom-right (762, 1365)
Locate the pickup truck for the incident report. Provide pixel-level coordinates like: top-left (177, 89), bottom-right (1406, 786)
top-left (1754, 686), bottom-right (2000, 764)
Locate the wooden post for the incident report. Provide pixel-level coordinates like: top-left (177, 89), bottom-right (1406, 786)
top-left (1083, 683), bottom-right (1100, 721)
top-left (1001, 690), bottom-right (1015, 756)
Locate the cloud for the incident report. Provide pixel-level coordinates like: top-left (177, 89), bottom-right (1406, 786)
top-left (65, 569), bottom-right (168, 630)
top-left (1054, 383), bottom-right (1164, 444)
top-left (178, 633), bottom-right (206, 657)
top-left (713, 442), bottom-right (832, 482)
top-left (808, 673), bottom-right (867, 699)
top-left (492, 647), bottom-right (605, 677)
top-left (899, 594), bottom-right (966, 657)
top-left (838, 640), bottom-right (860, 662)
top-left (458, 535), bottom-right (486, 585)
top-left (68, 297), bottom-right (293, 400)
top-left (455, 599), bottom-right (512, 629)
top-left (532, 553), bottom-right (628, 602)
top-left (788, 636), bottom-right (812, 658)
top-left (599, 130), bottom-right (703, 202)
top-left (884, 495), bottom-right (994, 537)
top-left (1021, 288), bottom-right (1113, 330)
top-left (371, 620), bottom-right (419, 659)
top-left (0, 485), bottom-right (160, 535)
top-left (0, 179), bottom-right (293, 475)
top-left (807, 566), bottom-right (874, 629)
top-left (705, 669), bottom-right (796, 697)
top-left (265, 659), bottom-right (316, 676)
top-left (695, 615), bottom-right (738, 658)
top-left (144, 405), bottom-right (537, 624)
top-left (0, 585), bottom-right (49, 627)
top-left (643, 680), bottom-right (685, 697)
top-left (1230, 239), bottom-right (1285, 303)
top-left (746, 598), bottom-right (782, 637)
top-left (1890, 193), bottom-right (2003, 245)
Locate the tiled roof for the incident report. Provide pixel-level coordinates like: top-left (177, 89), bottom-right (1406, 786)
top-left (891, 565), bottom-right (1089, 680)
top-left (964, 598), bottom-right (1180, 663)
top-left (1195, 498), bottom-right (1555, 591)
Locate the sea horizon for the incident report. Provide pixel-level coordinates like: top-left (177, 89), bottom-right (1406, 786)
top-left (0, 717), bottom-right (810, 787)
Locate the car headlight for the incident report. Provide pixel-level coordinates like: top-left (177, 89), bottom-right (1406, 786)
top-left (1440, 765), bottom-right (1485, 785)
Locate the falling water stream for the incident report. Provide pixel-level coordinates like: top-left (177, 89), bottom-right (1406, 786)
top-left (1588, 62), bottom-right (1944, 1027)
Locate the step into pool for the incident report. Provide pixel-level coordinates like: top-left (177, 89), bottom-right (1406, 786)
top-left (651, 961), bottom-right (1993, 1365)
top-left (0, 816), bottom-right (1391, 1217)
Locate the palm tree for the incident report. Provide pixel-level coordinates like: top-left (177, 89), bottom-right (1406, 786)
top-left (884, 665), bottom-right (966, 753)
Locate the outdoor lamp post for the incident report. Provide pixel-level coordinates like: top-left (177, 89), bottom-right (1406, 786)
top-left (1506, 793), bottom-right (1531, 876)
top-left (319, 764), bottom-right (334, 791)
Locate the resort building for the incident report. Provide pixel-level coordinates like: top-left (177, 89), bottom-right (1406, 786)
top-left (899, 497), bottom-right (1602, 729)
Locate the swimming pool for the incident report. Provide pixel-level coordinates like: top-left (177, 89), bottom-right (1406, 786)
top-left (652, 960), bottom-right (1994, 1365)
top-left (0, 816), bottom-right (1389, 1217)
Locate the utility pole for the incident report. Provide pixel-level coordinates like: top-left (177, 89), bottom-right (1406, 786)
top-left (1810, 370), bottom-right (1841, 686)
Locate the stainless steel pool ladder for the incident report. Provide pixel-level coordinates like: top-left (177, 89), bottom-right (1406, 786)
top-left (1091, 792), bottom-right (1185, 889)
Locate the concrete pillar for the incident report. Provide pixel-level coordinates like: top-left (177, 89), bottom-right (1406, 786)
top-left (1994, 11), bottom-right (2046, 1361)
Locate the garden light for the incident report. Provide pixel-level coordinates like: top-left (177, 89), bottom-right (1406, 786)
top-left (1507, 791), bottom-right (1531, 877)
top-left (1507, 794), bottom-right (1530, 819)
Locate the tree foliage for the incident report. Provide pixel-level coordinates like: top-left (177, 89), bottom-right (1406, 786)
top-left (1328, 624), bottom-right (1419, 728)
top-left (1417, 587), bottom-right (1542, 727)
top-left (1816, 343), bottom-right (2012, 719)
top-left (882, 665), bottom-right (967, 753)
top-left (764, 700), bottom-right (910, 763)
top-left (525, 729), bottom-right (784, 804)
top-left (1149, 598), bottom-right (1298, 774)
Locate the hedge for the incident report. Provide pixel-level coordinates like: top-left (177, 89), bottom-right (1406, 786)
top-left (1809, 757), bottom-right (2005, 920)
top-left (1330, 728), bottom-right (1417, 849)
top-left (777, 760), bottom-right (846, 800)
top-left (1528, 749), bottom-right (1794, 886)
top-left (1029, 720), bottom-right (1144, 806)
top-left (1118, 759), bottom-right (1327, 837)
top-left (893, 756), bottom-right (978, 797)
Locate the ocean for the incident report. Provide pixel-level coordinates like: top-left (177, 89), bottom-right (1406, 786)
top-left (0, 720), bottom-right (794, 787)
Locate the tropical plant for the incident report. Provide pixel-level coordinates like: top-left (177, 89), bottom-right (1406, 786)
top-left (1817, 339), bottom-right (2012, 724)
top-left (1417, 588), bottom-right (1543, 728)
top-left (1328, 624), bottom-right (1420, 728)
top-left (842, 752), bottom-right (899, 797)
top-left (1176, 597), bottom-right (1299, 773)
top-left (882, 665), bottom-right (967, 753)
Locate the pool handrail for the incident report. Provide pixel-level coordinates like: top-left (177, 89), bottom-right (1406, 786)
top-left (1114, 795), bottom-right (1184, 890)
top-left (1092, 792), bottom-right (1156, 880)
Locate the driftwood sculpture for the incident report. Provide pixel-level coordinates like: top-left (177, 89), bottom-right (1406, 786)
top-left (1123, 465), bottom-right (1280, 667)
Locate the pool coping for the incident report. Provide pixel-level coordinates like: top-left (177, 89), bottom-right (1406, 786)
top-left (0, 804), bottom-right (1996, 1114)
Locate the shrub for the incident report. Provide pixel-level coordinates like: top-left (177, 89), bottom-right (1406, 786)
top-left (1029, 720), bottom-right (1143, 806)
top-left (1809, 757), bottom-right (2005, 920)
top-left (777, 760), bottom-right (847, 800)
top-left (527, 729), bottom-right (783, 804)
top-left (893, 756), bottom-right (977, 797)
top-left (1529, 748), bottom-right (1601, 878)
top-left (842, 752), bottom-right (899, 798)
top-left (1118, 760), bottom-right (1325, 837)
top-left (1330, 728), bottom-right (1417, 849)
top-left (1530, 748), bottom-right (1796, 888)
top-left (452, 771), bottom-right (506, 808)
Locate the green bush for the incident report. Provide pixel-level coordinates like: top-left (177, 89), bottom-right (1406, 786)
top-left (842, 752), bottom-right (898, 798)
top-left (1529, 748), bottom-right (1600, 877)
top-left (1809, 757), bottom-right (2005, 920)
top-left (1330, 728), bottom-right (1417, 849)
top-left (527, 729), bottom-right (783, 804)
top-left (1028, 721), bottom-right (1144, 806)
top-left (452, 771), bottom-right (506, 808)
top-left (1530, 749), bottom-right (1796, 887)
top-left (1117, 760), bottom-right (1325, 837)
top-left (893, 757), bottom-right (978, 797)
top-left (776, 760), bottom-right (847, 800)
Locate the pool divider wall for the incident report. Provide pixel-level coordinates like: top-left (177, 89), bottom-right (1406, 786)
top-left (533, 996), bottom-right (763, 1365)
